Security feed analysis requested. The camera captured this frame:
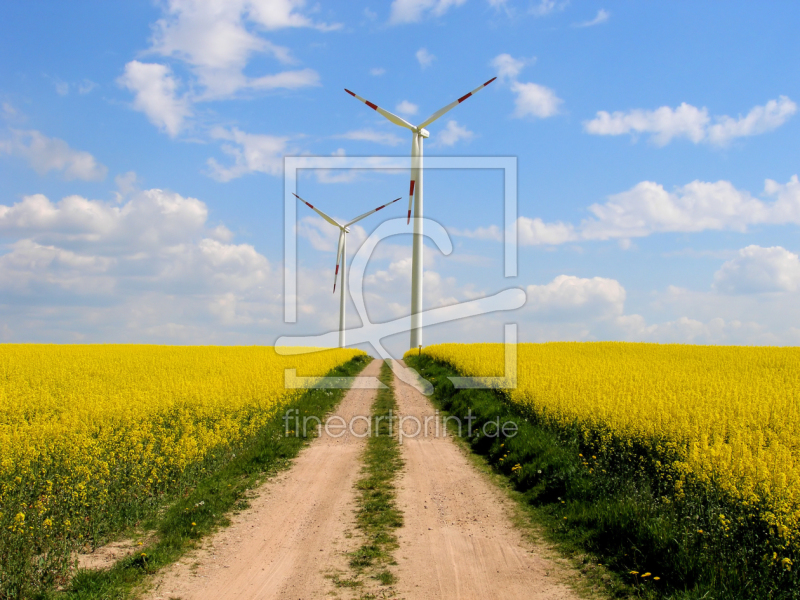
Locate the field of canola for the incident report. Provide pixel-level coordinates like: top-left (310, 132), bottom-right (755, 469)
top-left (415, 342), bottom-right (800, 556)
top-left (0, 344), bottom-right (363, 591)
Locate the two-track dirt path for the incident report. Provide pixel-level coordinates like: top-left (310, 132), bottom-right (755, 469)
top-left (144, 359), bottom-right (381, 600)
top-left (391, 360), bottom-right (578, 600)
top-left (144, 359), bottom-right (580, 599)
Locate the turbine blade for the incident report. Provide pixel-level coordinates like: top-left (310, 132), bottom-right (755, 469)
top-left (344, 88), bottom-right (416, 131)
top-left (418, 76), bottom-right (497, 129)
top-left (293, 193), bottom-right (342, 229)
top-left (333, 230), bottom-right (344, 293)
top-left (345, 197), bottom-right (401, 227)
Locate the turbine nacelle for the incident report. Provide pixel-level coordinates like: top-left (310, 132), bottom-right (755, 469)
top-left (417, 128), bottom-right (430, 138)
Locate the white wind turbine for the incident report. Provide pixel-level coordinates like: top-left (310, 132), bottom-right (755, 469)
top-left (344, 76), bottom-right (497, 348)
top-left (294, 192), bottom-right (400, 348)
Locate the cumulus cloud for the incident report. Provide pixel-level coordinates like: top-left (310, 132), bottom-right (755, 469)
top-left (0, 187), bottom-right (280, 343)
top-left (206, 126), bottom-right (291, 180)
top-left (510, 81), bottom-right (562, 118)
top-left (437, 120), bottom-right (474, 146)
top-left (370, 67), bottom-right (386, 76)
top-left (389, 0), bottom-right (467, 24)
top-left (396, 100), bottom-right (418, 115)
top-left (584, 96), bottom-right (796, 146)
top-left (118, 61), bottom-right (191, 137)
top-left (416, 48), bottom-right (435, 68)
top-left (490, 53), bottom-right (562, 120)
top-left (0, 190), bottom-right (208, 251)
top-left (526, 275), bottom-right (625, 320)
top-left (458, 175), bottom-right (800, 246)
top-left (119, 0), bottom-right (330, 132)
top-left (0, 130), bottom-right (107, 181)
top-left (337, 129), bottom-right (404, 146)
top-left (490, 53), bottom-right (527, 82)
top-left (573, 8), bottom-right (609, 27)
top-left (713, 245), bottom-right (800, 293)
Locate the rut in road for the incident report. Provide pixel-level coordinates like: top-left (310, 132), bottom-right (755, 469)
top-left (390, 359), bottom-right (580, 600)
top-left (144, 358), bottom-right (582, 600)
top-left (144, 359), bottom-right (382, 600)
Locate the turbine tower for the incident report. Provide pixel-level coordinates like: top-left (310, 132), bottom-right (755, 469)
top-left (294, 193), bottom-right (400, 348)
top-left (344, 77), bottom-right (496, 348)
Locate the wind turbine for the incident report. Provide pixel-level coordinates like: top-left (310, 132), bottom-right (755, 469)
top-left (344, 77), bottom-right (496, 348)
top-left (294, 192), bottom-right (400, 348)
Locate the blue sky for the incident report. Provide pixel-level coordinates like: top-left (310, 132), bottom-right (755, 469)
top-left (2, 1), bottom-right (799, 354)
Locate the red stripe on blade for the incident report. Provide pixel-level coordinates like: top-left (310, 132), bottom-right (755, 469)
top-left (484, 77), bottom-right (497, 86)
top-left (407, 209), bottom-right (411, 223)
top-left (409, 180), bottom-right (416, 195)
top-left (458, 92), bottom-right (472, 103)
top-left (335, 265), bottom-right (339, 275)
top-left (376, 205), bottom-right (384, 211)
top-left (305, 202), bottom-right (314, 209)
top-left (365, 101), bottom-right (378, 110)
top-left (344, 89), bottom-right (355, 96)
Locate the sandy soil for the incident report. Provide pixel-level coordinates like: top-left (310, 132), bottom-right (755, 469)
top-left (391, 360), bottom-right (580, 600)
top-left (143, 359), bottom-right (381, 600)
top-left (142, 358), bottom-right (582, 600)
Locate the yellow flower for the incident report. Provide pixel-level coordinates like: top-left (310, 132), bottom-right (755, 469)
top-left (642, 572), bottom-right (651, 577)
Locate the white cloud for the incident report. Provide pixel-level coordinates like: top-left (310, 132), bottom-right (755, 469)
top-left (510, 81), bottom-right (562, 118)
top-left (337, 129), bottom-right (404, 146)
top-left (207, 126), bottom-right (291, 180)
top-left (436, 120), bottom-right (474, 146)
top-left (490, 53), bottom-right (528, 82)
top-left (713, 245), bottom-right (800, 293)
top-left (55, 80), bottom-right (69, 96)
top-left (0, 187), bottom-right (281, 343)
top-left (517, 216), bottom-right (576, 245)
top-left (120, 0), bottom-right (330, 126)
top-left (584, 96), bottom-right (796, 146)
top-left (573, 8), bottom-right (609, 27)
top-left (530, 0), bottom-right (569, 17)
top-left (118, 61), bottom-right (191, 137)
top-left (396, 100), bottom-right (418, 115)
top-left (0, 130), bottom-right (107, 181)
top-left (0, 190), bottom-right (208, 251)
top-left (389, 0), bottom-right (467, 24)
top-left (416, 48), bottom-right (435, 68)
top-left (526, 275), bottom-right (625, 320)
top-left (490, 53), bottom-right (562, 120)
top-left (462, 175), bottom-right (800, 246)
top-left (248, 68), bottom-right (321, 91)
top-left (370, 67), bottom-right (386, 76)
top-left (449, 224), bottom-right (502, 241)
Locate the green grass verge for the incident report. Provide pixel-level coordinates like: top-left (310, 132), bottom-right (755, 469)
top-left (406, 354), bottom-right (799, 600)
top-left (43, 354), bottom-right (372, 600)
top-left (336, 360), bottom-right (403, 593)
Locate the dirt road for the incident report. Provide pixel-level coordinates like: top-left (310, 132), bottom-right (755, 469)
top-left (144, 359), bottom-right (580, 599)
top-left (391, 360), bottom-right (579, 599)
top-left (144, 359), bottom-right (381, 600)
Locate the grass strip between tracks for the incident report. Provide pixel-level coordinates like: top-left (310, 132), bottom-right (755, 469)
top-left (48, 354), bottom-right (372, 600)
top-left (405, 354), bottom-right (798, 600)
top-left (335, 360), bottom-right (404, 592)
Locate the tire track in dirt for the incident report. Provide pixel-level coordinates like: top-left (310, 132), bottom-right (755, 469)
top-left (144, 359), bottom-right (381, 600)
top-left (391, 360), bottom-right (581, 600)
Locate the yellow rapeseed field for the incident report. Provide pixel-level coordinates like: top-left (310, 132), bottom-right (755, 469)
top-left (0, 344), bottom-right (362, 570)
top-left (414, 342), bottom-right (800, 549)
